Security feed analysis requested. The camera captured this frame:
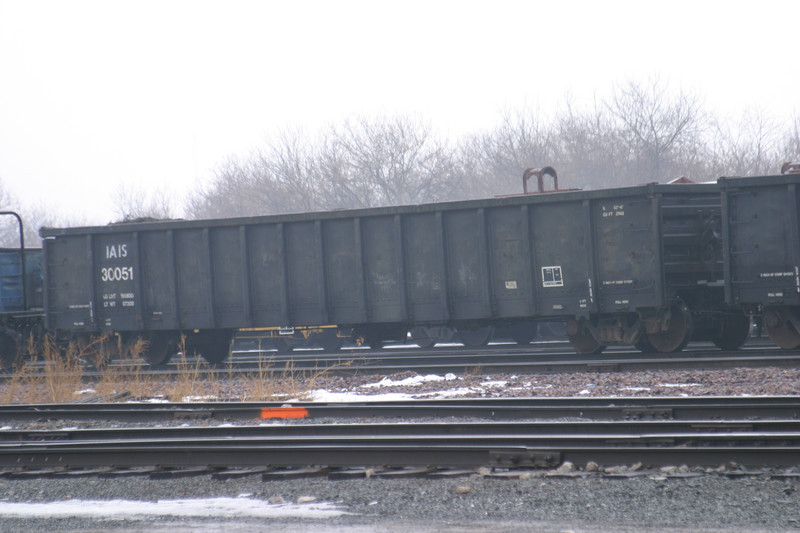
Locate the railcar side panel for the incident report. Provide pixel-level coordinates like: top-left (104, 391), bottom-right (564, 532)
top-left (486, 206), bottom-right (531, 318)
top-left (361, 215), bottom-right (405, 323)
top-left (403, 212), bottom-right (446, 322)
top-left (444, 209), bottom-right (491, 320)
top-left (44, 234), bottom-right (94, 332)
top-left (592, 194), bottom-right (662, 313)
top-left (139, 230), bottom-right (178, 330)
top-left (209, 225), bottom-right (249, 328)
top-left (722, 175), bottom-right (800, 306)
top-left (528, 199), bottom-right (593, 317)
top-left (92, 232), bottom-right (139, 331)
top-left (285, 221), bottom-right (325, 326)
top-left (247, 224), bottom-right (288, 326)
top-left (173, 229), bottom-right (214, 329)
top-left (323, 218), bottom-right (366, 325)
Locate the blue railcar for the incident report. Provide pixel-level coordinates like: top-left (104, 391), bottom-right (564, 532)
top-left (0, 211), bottom-right (44, 368)
top-left (0, 248), bottom-right (42, 312)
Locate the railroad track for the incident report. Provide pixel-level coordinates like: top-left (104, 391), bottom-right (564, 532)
top-left (242, 341), bottom-right (799, 375)
top-left (6, 339), bottom-right (799, 380)
top-left (2, 397), bottom-right (800, 476)
top-left (3, 396), bottom-right (800, 422)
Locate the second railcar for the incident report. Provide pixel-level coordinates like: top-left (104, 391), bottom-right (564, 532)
top-left (39, 179), bottom-right (740, 363)
top-left (720, 172), bottom-right (800, 348)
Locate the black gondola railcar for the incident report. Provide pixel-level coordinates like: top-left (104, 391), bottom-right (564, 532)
top-left (37, 178), bottom-right (741, 364)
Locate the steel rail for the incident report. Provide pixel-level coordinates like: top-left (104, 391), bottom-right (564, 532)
top-left (3, 419), bottom-right (800, 442)
top-left (1, 396), bottom-right (800, 422)
top-left (2, 426), bottom-right (800, 469)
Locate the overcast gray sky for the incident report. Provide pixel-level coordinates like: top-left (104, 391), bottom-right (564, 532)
top-left (0, 0), bottom-right (797, 224)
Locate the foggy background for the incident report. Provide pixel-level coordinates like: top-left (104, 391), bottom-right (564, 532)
top-left (0, 0), bottom-right (798, 245)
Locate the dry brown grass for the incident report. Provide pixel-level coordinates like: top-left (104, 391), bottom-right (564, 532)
top-left (0, 360), bottom-right (40, 404)
top-left (162, 335), bottom-right (222, 402)
top-left (0, 334), bottom-right (348, 405)
top-left (238, 355), bottom-right (347, 401)
top-left (43, 335), bottom-right (85, 402)
top-left (93, 338), bottom-right (157, 400)
top-left (0, 334), bottom-right (85, 404)
top-left (239, 354), bottom-right (277, 400)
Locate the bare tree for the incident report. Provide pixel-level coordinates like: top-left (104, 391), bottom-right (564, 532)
top-left (186, 155), bottom-right (287, 219)
top-left (327, 116), bottom-right (458, 206)
top-left (552, 97), bottom-right (627, 188)
top-left (457, 108), bottom-right (556, 197)
top-left (782, 113), bottom-right (800, 165)
top-left (709, 107), bottom-right (782, 177)
top-left (607, 78), bottom-right (707, 183)
top-left (186, 115), bottom-right (460, 219)
top-left (113, 183), bottom-right (176, 222)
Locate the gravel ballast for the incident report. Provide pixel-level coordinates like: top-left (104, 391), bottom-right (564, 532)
top-left (2, 364), bottom-right (800, 532)
top-left (0, 472), bottom-right (799, 532)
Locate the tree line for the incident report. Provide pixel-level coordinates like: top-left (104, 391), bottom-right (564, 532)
top-left (187, 79), bottom-right (800, 219)
top-left (1, 79), bottom-right (799, 245)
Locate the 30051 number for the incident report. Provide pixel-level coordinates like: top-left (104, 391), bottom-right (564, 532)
top-left (101, 266), bottom-right (134, 282)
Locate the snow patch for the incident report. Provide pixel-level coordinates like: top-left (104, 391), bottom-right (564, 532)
top-left (0, 497), bottom-right (351, 519)
top-left (417, 387), bottom-right (474, 398)
top-left (302, 390), bottom-right (416, 402)
top-left (363, 374), bottom-right (456, 388)
top-left (182, 395), bottom-right (219, 402)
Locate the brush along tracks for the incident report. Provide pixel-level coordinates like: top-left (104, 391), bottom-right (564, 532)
top-left (2, 397), bottom-right (800, 476)
top-left (5, 340), bottom-right (800, 386)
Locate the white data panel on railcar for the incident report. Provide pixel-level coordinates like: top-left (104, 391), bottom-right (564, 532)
top-left (541, 266), bottom-right (564, 287)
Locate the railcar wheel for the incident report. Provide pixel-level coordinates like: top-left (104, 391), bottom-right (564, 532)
top-left (0, 332), bottom-right (20, 370)
top-left (144, 332), bottom-right (177, 367)
top-left (367, 337), bottom-right (384, 350)
top-left (539, 321), bottom-right (567, 340)
top-left (410, 326), bottom-right (454, 348)
top-left (646, 302), bottom-right (693, 353)
top-left (318, 338), bottom-right (342, 352)
top-left (410, 327), bottom-right (435, 348)
top-left (764, 307), bottom-right (800, 349)
top-left (567, 329), bottom-right (605, 354)
top-left (508, 322), bottom-right (536, 345)
top-left (316, 332), bottom-right (343, 352)
top-left (712, 309), bottom-right (751, 351)
top-left (635, 335), bottom-right (656, 354)
top-left (272, 337), bottom-right (293, 353)
top-left (458, 326), bottom-right (494, 347)
top-left (186, 332), bottom-right (233, 365)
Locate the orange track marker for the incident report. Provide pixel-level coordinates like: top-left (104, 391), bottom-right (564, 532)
top-left (260, 407), bottom-right (309, 420)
